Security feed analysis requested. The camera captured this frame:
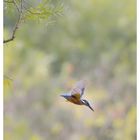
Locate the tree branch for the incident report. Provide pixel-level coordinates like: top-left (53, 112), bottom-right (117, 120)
top-left (4, 0), bottom-right (23, 44)
top-left (4, 0), bottom-right (62, 44)
top-left (13, 0), bottom-right (20, 12)
top-left (4, 14), bottom-right (22, 44)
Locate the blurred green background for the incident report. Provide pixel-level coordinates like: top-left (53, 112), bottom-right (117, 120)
top-left (4, 0), bottom-right (136, 140)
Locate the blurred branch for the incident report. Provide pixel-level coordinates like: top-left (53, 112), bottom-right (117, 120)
top-left (3, 14), bottom-right (22, 44)
top-left (13, 0), bottom-right (20, 12)
top-left (4, 0), bottom-right (23, 44)
top-left (4, 75), bottom-right (13, 81)
top-left (23, 5), bottom-right (43, 15)
top-left (4, 0), bottom-right (63, 44)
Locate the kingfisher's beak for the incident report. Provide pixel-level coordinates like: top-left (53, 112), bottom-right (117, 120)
top-left (87, 104), bottom-right (94, 111)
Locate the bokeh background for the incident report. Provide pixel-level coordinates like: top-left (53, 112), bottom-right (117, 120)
top-left (4, 0), bottom-right (136, 140)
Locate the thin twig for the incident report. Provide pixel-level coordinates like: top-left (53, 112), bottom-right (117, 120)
top-left (4, 75), bottom-right (13, 81)
top-left (24, 7), bottom-right (42, 15)
top-left (4, 0), bottom-right (23, 44)
top-left (13, 0), bottom-right (20, 12)
top-left (4, 15), bottom-right (22, 43)
top-left (21, 0), bottom-right (23, 13)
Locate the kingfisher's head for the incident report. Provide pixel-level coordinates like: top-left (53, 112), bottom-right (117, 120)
top-left (82, 99), bottom-right (94, 111)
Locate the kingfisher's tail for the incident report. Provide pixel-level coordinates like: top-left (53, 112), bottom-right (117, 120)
top-left (60, 93), bottom-right (70, 99)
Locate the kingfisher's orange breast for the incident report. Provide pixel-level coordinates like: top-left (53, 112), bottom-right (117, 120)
top-left (67, 97), bottom-right (83, 105)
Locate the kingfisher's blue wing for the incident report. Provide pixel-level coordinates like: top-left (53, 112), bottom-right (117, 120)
top-left (70, 80), bottom-right (86, 99)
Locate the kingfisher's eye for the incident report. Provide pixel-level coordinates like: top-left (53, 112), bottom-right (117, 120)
top-left (83, 100), bottom-right (88, 104)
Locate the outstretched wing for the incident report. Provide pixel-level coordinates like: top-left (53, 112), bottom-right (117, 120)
top-left (70, 80), bottom-right (86, 99)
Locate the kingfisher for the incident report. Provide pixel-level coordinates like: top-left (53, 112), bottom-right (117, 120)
top-left (60, 80), bottom-right (94, 111)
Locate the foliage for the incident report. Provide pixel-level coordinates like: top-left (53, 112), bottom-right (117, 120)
top-left (4, 0), bottom-right (63, 43)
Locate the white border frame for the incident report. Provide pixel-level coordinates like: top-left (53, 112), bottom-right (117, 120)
top-left (137, 0), bottom-right (139, 139)
top-left (0, 0), bottom-right (138, 140)
top-left (0, 0), bottom-right (3, 139)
